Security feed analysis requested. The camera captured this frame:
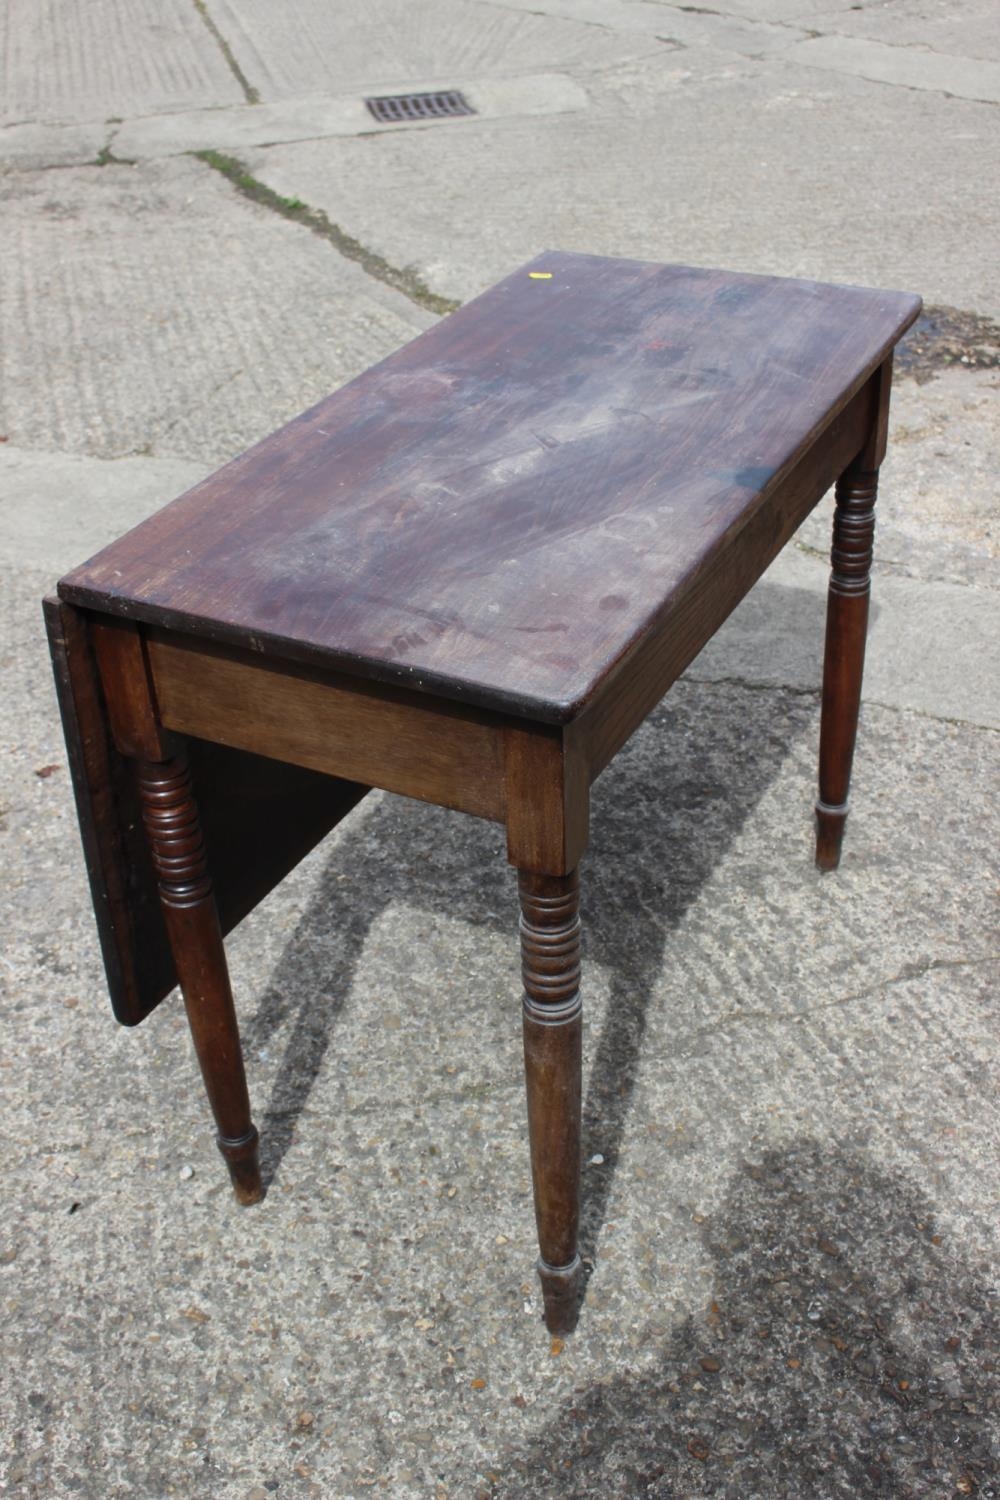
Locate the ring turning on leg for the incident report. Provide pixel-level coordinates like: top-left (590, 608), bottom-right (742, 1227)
top-left (138, 753), bottom-right (262, 1204)
top-left (816, 463), bottom-right (879, 871)
top-left (519, 869), bottom-right (584, 1334)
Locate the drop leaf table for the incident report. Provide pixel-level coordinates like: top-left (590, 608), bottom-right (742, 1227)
top-left (45, 251), bottom-right (920, 1334)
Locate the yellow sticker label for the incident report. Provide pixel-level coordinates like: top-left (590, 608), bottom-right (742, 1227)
top-left (529, 272), bottom-right (553, 280)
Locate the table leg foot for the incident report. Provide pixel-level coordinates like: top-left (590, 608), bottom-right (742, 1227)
top-left (815, 798), bottom-right (848, 872)
top-left (218, 1126), bottom-right (263, 1205)
top-left (537, 1253), bottom-right (584, 1335)
top-left (816, 463), bottom-right (879, 870)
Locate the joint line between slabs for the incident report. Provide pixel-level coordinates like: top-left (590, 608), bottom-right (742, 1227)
top-left (193, 149), bottom-right (460, 317)
top-left (191, 0), bottom-right (261, 106)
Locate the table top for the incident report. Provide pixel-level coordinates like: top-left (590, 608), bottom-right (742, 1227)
top-left (59, 251), bottom-right (919, 722)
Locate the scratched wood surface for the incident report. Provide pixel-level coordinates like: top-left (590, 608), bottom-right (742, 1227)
top-left (58, 252), bottom-right (920, 721)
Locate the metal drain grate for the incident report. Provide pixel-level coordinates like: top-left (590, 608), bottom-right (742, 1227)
top-left (365, 90), bottom-right (475, 124)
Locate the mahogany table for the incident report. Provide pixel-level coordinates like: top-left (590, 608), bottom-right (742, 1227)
top-left (46, 252), bottom-right (920, 1334)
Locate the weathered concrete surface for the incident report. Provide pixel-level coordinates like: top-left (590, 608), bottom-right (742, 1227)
top-left (0, 119), bottom-right (108, 171)
top-left (111, 74), bottom-right (590, 160)
top-left (0, 156), bottom-right (433, 464)
top-left (795, 369), bottom-right (1000, 591)
top-left (690, 545), bottom-right (1000, 731)
top-left (202, 0), bottom-right (667, 99)
top-left (249, 66), bottom-right (999, 312)
top-left (792, 34), bottom-right (1000, 103)
top-left (0, 449), bottom-right (209, 569)
top-left (1, 1), bottom-right (998, 1498)
top-left (0, 0), bottom-right (246, 124)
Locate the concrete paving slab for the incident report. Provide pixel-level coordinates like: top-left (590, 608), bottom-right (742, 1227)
top-left (467, 0), bottom-right (691, 37)
top-left (791, 33), bottom-right (1000, 104)
top-left (688, 544), bottom-right (1000, 730)
top-left (427, 0), bottom-right (810, 55)
top-left (0, 120), bottom-right (107, 172)
top-left (795, 369), bottom-right (1000, 591)
top-left (559, 0), bottom-right (1000, 61)
top-left (204, 0), bottom-right (672, 101)
top-left (0, 447), bottom-right (210, 571)
top-left (113, 72), bottom-right (589, 160)
top-left (0, 156), bottom-right (433, 463)
top-left (623, 0), bottom-right (826, 56)
top-left (805, 0), bottom-right (1000, 62)
top-left (0, 0), bottom-right (245, 126)
top-left (861, 570), bottom-right (1000, 728)
top-left (248, 58), bottom-right (1000, 312)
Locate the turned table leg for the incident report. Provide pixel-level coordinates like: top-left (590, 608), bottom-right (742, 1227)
top-left (815, 459), bottom-right (879, 870)
top-left (92, 619), bottom-right (262, 1203)
top-left (137, 752), bottom-right (262, 1203)
top-left (519, 869), bottom-right (584, 1334)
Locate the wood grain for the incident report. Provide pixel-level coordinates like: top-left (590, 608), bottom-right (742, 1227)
top-left (503, 722), bottom-right (588, 874)
top-left (146, 632), bottom-right (507, 821)
top-left (91, 615), bottom-right (169, 761)
top-left (44, 597), bottom-right (168, 1025)
top-left (58, 252), bottom-right (920, 723)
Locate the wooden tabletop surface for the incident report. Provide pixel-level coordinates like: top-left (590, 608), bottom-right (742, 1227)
top-left (59, 251), bottom-right (920, 721)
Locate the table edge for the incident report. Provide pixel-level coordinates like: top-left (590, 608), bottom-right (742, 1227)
top-left (55, 288), bottom-right (921, 727)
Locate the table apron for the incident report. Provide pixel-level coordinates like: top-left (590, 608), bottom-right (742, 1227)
top-left (146, 632), bottom-right (510, 823)
top-left (578, 374), bottom-right (877, 778)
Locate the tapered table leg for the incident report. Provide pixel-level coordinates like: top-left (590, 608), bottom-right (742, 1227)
top-left (519, 869), bottom-right (584, 1334)
top-left (138, 753), bottom-right (262, 1203)
top-left (816, 461), bottom-right (880, 870)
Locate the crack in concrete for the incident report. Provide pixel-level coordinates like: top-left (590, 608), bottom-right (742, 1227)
top-left (472, 0), bottom-right (636, 41)
top-left (643, 0), bottom-right (813, 39)
top-left (194, 149), bottom-right (460, 316)
top-left (811, 29), bottom-right (997, 62)
top-left (190, 0), bottom-right (260, 106)
top-left (92, 129), bottom-right (136, 169)
top-left (472, 0), bottom-right (688, 50)
top-left (785, 43), bottom-right (1000, 105)
top-left (639, 0), bottom-right (1000, 93)
top-left (255, 954), bottom-right (1000, 1120)
top-left (648, 0), bottom-right (982, 53)
top-left (682, 953), bottom-right (1000, 1041)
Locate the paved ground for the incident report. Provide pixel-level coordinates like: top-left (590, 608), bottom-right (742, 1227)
top-left (1, 2), bottom-right (998, 1497)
